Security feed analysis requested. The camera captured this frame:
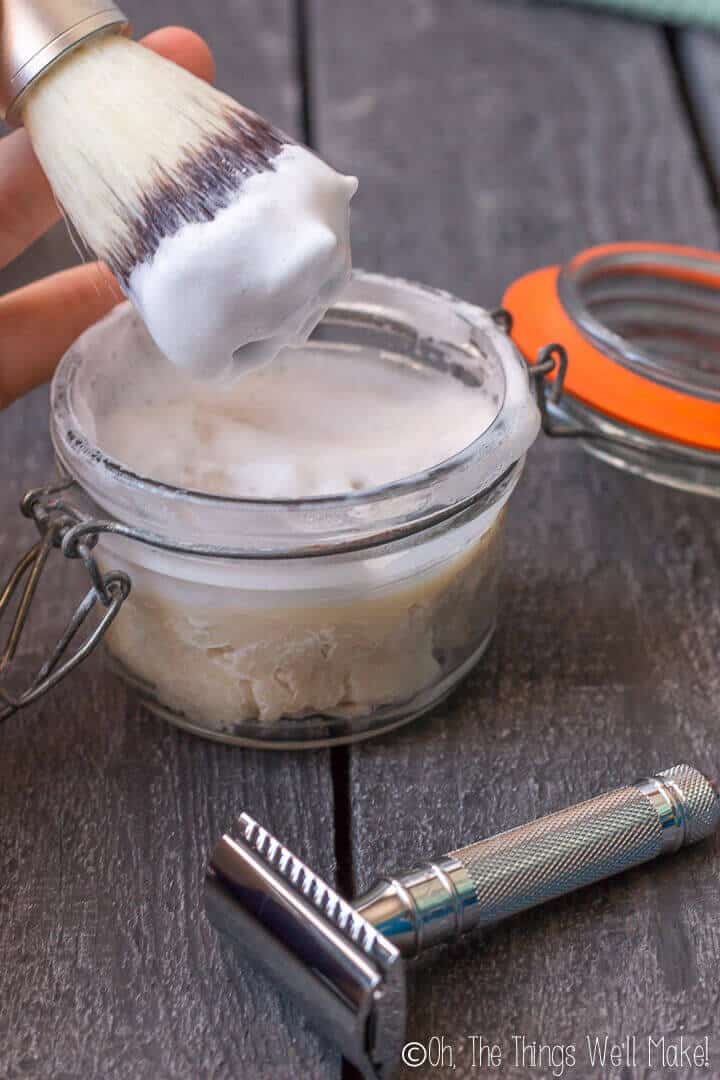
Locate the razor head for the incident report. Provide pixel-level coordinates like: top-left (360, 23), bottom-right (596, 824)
top-left (205, 813), bottom-right (406, 1079)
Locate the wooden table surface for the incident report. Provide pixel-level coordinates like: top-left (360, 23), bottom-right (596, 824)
top-left (2, 3), bottom-right (719, 1078)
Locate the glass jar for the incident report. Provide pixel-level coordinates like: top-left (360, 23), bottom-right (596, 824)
top-left (7, 272), bottom-right (540, 747)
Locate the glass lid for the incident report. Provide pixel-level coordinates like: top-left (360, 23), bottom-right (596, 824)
top-left (504, 243), bottom-right (720, 456)
top-left (502, 243), bottom-right (720, 498)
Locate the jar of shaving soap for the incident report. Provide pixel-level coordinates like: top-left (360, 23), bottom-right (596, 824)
top-left (3, 272), bottom-right (540, 747)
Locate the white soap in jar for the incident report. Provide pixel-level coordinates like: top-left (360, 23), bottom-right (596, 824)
top-left (98, 339), bottom-right (499, 498)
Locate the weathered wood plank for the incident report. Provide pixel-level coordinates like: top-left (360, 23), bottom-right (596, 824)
top-left (311, 0), bottom-right (720, 1073)
top-left (677, 29), bottom-right (720, 196)
top-left (0, 4), bottom-right (338, 1078)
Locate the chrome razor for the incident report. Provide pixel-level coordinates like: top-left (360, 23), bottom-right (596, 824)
top-left (205, 763), bottom-right (719, 1079)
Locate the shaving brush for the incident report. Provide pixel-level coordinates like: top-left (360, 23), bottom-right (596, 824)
top-left (0, 0), bottom-right (357, 377)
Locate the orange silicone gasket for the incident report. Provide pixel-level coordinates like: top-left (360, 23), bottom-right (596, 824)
top-left (502, 242), bottom-right (720, 452)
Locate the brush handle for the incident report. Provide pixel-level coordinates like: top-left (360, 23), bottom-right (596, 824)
top-left (354, 764), bottom-right (719, 957)
top-left (0, 0), bottom-right (128, 123)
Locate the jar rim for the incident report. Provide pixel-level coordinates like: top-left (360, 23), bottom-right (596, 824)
top-left (50, 270), bottom-right (540, 554)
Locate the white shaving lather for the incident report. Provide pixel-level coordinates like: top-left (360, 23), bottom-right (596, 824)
top-left (0, 0), bottom-right (357, 378)
top-left (206, 763), bottom-right (720, 1079)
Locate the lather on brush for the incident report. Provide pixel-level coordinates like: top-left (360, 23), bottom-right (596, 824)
top-left (0, 0), bottom-right (357, 378)
top-left (206, 763), bottom-right (720, 1079)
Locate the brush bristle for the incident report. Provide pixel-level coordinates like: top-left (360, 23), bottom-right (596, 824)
top-left (22, 34), bottom-right (288, 284)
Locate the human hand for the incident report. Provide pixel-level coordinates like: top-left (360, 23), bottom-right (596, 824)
top-left (0, 27), bottom-right (214, 409)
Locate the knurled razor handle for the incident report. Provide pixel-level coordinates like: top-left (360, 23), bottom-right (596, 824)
top-left (354, 764), bottom-right (720, 957)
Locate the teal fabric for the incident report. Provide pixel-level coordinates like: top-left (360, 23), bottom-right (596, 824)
top-left (540, 0), bottom-right (720, 29)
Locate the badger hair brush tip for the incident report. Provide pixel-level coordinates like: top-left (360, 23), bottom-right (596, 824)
top-left (16, 31), bottom-right (357, 378)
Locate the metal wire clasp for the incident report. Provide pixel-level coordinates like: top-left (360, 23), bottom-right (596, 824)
top-left (528, 342), bottom-right (585, 437)
top-left (490, 308), bottom-right (592, 439)
top-left (0, 479), bottom-right (130, 721)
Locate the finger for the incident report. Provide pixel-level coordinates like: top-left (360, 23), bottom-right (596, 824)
top-left (0, 131), bottom-right (58, 271)
top-left (140, 27), bottom-right (215, 84)
top-left (0, 27), bottom-right (215, 270)
top-left (0, 263), bottom-right (122, 408)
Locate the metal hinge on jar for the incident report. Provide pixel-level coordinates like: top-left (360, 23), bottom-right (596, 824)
top-left (491, 307), bottom-right (625, 443)
top-left (0, 479), bottom-right (130, 721)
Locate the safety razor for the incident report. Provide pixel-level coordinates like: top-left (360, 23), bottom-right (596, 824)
top-left (205, 763), bottom-right (719, 1078)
